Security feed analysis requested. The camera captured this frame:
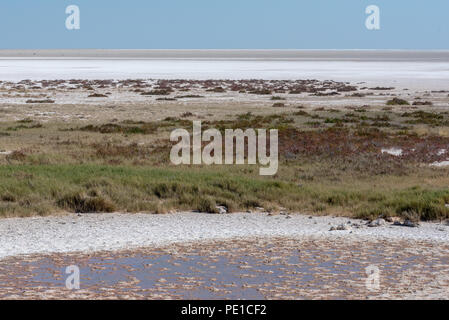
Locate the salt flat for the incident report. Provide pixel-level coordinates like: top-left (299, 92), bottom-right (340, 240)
top-left (0, 212), bottom-right (448, 260)
top-left (1, 50), bottom-right (449, 89)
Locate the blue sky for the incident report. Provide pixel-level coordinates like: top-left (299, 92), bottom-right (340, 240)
top-left (1, 0), bottom-right (448, 49)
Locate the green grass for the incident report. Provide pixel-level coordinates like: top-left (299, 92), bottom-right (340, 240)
top-left (0, 164), bottom-right (448, 220)
top-left (315, 186), bottom-right (449, 221)
top-left (0, 164), bottom-right (295, 217)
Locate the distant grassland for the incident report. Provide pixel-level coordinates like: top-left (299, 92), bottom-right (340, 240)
top-left (1, 106), bottom-right (449, 220)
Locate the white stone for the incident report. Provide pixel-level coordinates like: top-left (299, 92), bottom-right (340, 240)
top-left (381, 148), bottom-right (403, 156)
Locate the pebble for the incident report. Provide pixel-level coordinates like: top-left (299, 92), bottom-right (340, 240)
top-left (215, 206), bottom-right (228, 214)
top-left (330, 224), bottom-right (352, 231)
top-left (368, 218), bottom-right (386, 228)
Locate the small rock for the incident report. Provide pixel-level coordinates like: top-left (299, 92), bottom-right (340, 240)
top-left (393, 220), bottom-right (419, 227)
top-left (386, 216), bottom-right (402, 223)
top-left (330, 224), bottom-right (351, 231)
top-left (368, 218), bottom-right (386, 228)
top-left (339, 224), bottom-right (351, 231)
top-left (215, 206), bottom-right (227, 214)
top-left (403, 219), bottom-right (419, 228)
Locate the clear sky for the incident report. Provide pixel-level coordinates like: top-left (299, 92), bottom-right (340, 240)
top-left (1, 0), bottom-right (448, 49)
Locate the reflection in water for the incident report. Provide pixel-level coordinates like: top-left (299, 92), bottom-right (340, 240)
top-left (0, 237), bottom-right (448, 299)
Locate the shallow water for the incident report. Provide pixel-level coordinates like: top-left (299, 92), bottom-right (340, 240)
top-left (1, 237), bottom-right (447, 299)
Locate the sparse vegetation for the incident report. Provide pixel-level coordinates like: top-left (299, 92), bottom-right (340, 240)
top-left (88, 93), bottom-right (108, 98)
top-left (412, 100), bottom-right (433, 106)
top-left (1, 78), bottom-right (449, 221)
top-left (25, 99), bottom-right (55, 104)
top-left (386, 98), bottom-right (409, 105)
top-left (141, 89), bottom-right (172, 96)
